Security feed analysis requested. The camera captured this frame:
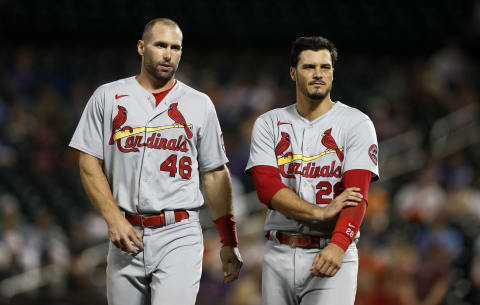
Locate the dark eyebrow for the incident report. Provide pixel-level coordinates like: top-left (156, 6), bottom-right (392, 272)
top-left (152, 41), bottom-right (182, 49)
top-left (302, 64), bottom-right (315, 68)
top-left (153, 41), bottom-right (168, 46)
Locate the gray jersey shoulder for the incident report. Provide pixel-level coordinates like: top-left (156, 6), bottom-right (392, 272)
top-left (95, 77), bottom-right (134, 95)
top-left (254, 104), bottom-right (296, 127)
top-left (178, 81), bottom-right (212, 102)
top-left (330, 102), bottom-right (373, 130)
top-left (88, 77), bottom-right (137, 107)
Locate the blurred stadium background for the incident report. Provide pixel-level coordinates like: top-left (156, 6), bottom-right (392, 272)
top-left (1, 0), bottom-right (480, 304)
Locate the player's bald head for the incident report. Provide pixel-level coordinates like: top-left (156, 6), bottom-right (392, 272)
top-left (290, 36), bottom-right (338, 68)
top-left (142, 18), bottom-right (183, 43)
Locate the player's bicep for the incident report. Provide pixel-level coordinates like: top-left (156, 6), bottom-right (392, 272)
top-left (251, 165), bottom-right (287, 208)
top-left (79, 151), bottom-right (104, 170)
top-left (245, 117), bottom-right (277, 172)
top-left (342, 169), bottom-right (372, 201)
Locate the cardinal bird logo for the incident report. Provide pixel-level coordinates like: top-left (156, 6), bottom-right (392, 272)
top-left (321, 128), bottom-right (344, 162)
top-left (168, 103), bottom-right (193, 139)
top-left (109, 106), bottom-right (128, 145)
top-left (275, 132), bottom-right (293, 158)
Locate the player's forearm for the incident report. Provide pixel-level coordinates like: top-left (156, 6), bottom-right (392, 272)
top-left (270, 188), bottom-right (324, 221)
top-left (201, 165), bottom-right (234, 218)
top-left (78, 152), bottom-right (124, 225)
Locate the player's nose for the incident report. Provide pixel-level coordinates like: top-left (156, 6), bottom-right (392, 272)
top-left (163, 48), bottom-right (172, 61)
top-left (313, 67), bottom-right (322, 78)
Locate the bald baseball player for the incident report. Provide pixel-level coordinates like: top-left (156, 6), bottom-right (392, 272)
top-left (246, 37), bottom-right (379, 305)
top-left (69, 18), bottom-right (243, 305)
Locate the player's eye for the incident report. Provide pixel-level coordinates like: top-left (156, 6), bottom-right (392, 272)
top-left (155, 42), bottom-right (168, 48)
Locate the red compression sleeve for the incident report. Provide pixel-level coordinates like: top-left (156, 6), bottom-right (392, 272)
top-left (214, 214), bottom-right (238, 247)
top-left (330, 169), bottom-right (372, 251)
top-left (250, 165), bottom-right (288, 209)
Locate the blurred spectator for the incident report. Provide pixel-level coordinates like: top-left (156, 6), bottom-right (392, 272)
top-left (0, 193), bottom-right (26, 277)
top-left (394, 165), bottom-right (447, 224)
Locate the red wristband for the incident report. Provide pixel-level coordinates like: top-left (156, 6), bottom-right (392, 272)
top-left (214, 214), bottom-right (239, 247)
top-left (331, 217), bottom-right (358, 252)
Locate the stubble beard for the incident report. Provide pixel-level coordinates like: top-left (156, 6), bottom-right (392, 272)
top-left (144, 57), bottom-right (177, 82)
top-left (303, 84), bottom-right (332, 102)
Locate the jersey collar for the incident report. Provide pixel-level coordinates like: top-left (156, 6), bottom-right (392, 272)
top-left (293, 101), bottom-right (341, 125)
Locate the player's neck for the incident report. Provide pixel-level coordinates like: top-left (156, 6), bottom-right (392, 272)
top-left (296, 94), bottom-right (334, 121)
top-left (136, 71), bottom-right (176, 94)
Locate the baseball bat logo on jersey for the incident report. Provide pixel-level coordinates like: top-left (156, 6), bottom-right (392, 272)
top-left (321, 128), bottom-right (344, 162)
top-left (168, 103), bottom-right (193, 139)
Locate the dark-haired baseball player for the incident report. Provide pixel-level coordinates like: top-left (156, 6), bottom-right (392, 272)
top-left (246, 36), bottom-right (379, 305)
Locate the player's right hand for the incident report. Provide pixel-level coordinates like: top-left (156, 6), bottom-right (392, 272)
top-left (107, 214), bottom-right (144, 255)
top-left (319, 187), bottom-right (362, 221)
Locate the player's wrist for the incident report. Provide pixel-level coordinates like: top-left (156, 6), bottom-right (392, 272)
top-left (103, 207), bottom-right (124, 226)
top-left (311, 206), bottom-right (325, 222)
top-left (330, 233), bottom-right (350, 252)
top-left (214, 214), bottom-right (239, 247)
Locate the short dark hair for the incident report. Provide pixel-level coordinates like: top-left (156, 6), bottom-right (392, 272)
top-left (142, 18), bottom-right (181, 42)
top-left (290, 36), bottom-right (338, 67)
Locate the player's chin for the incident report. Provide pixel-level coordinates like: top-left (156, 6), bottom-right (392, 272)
top-left (153, 70), bottom-right (175, 81)
top-left (308, 92), bottom-right (327, 100)
top-left (308, 87), bottom-right (330, 100)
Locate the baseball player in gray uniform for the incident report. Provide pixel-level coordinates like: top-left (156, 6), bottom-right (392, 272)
top-left (69, 18), bottom-right (243, 305)
top-left (246, 37), bottom-right (379, 305)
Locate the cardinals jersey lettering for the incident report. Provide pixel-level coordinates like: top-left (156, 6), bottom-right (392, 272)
top-left (246, 102), bottom-right (379, 236)
top-left (70, 77), bottom-right (228, 213)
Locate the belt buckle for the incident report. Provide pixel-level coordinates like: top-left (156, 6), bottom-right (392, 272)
top-left (288, 234), bottom-right (300, 248)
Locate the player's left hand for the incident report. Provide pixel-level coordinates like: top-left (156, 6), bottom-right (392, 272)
top-left (220, 246), bottom-right (243, 283)
top-left (310, 243), bottom-right (345, 277)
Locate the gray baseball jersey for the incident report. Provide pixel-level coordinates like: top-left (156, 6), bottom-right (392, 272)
top-left (247, 102), bottom-right (379, 305)
top-left (246, 102), bottom-right (379, 236)
top-left (70, 76), bottom-right (228, 214)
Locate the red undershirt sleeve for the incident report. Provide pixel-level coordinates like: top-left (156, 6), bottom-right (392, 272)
top-left (330, 169), bottom-right (372, 251)
top-left (250, 165), bottom-right (288, 209)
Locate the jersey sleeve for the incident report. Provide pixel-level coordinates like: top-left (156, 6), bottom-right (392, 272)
top-left (197, 100), bottom-right (229, 172)
top-left (343, 119), bottom-right (379, 181)
top-left (245, 116), bottom-right (278, 173)
top-left (69, 89), bottom-right (105, 160)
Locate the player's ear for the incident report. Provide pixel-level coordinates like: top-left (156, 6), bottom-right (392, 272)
top-left (290, 67), bottom-right (296, 82)
top-left (137, 40), bottom-right (145, 56)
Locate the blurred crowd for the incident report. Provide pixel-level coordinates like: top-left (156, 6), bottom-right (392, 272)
top-left (0, 39), bottom-right (479, 305)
